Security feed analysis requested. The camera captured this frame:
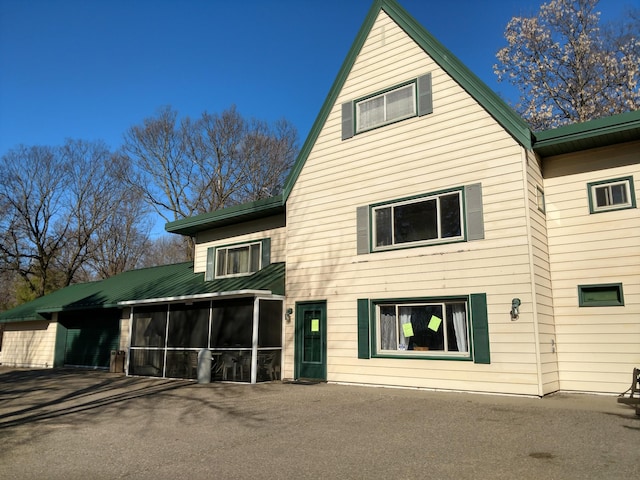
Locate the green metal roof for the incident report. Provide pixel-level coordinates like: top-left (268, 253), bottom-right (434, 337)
top-left (0, 262), bottom-right (285, 323)
top-left (165, 195), bottom-right (285, 236)
top-left (533, 110), bottom-right (640, 157)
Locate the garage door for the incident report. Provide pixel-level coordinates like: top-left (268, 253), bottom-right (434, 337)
top-left (63, 318), bottom-right (120, 368)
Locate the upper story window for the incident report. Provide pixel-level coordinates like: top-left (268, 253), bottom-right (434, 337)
top-left (356, 83), bottom-right (416, 133)
top-left (342, 73), bottom-right (433, 140)
top-left (356, 184), bottom-right (484, 255)
top-left (588, 176), bottom-right (635, 213)
top-left (372, 189), bottom-right (463, 250)
top-left (216, 242), bottom-right (261, 278)
top-left (205, 238), bottom-right (271, 281)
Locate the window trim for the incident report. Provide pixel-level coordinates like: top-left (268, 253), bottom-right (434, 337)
top-left (370, 187), bottom-right (465, 252)
top-left (209, 240), bottom-right (263, 280)
top-left (369, 296), bottom-right (472, 361)
top-left (587, 176), bottom-right (636, 214)
top-left (578, 283), bottom-right (624, 307)
top-left (355, 80), bottom-right (417, 134)
top-left (536, 186), bottom-right (546, 214)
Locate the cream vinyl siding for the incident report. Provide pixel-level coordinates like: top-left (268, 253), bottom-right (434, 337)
top-left (544, 141), bottom-right (640, 394)
top-left (193, 215), bottom-right (286, 274)
top-left (285, 11), bottom-right (539, 395)
top-left (526, 150), bottom-right (559, 394)
top-left (0, 320), bottom-right (57, 368)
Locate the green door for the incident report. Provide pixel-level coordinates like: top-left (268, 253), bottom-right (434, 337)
top-left (295, 301), bottom-right (326, 381)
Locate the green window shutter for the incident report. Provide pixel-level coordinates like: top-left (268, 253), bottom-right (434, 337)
top-left (417, 73), bottom-right (433, 116)
top-left (357, 299), bottom-right (370, 359)
top-left (205, 247), bottom-right (215, 281)
top-left (465, 183), bottom-right (484, 241)
top-left (356, 206), bottom-right (369, 255)
top-left (342, 101), bottom-right (354, 140)
top-left (470, 293), bottom-right (490, 364)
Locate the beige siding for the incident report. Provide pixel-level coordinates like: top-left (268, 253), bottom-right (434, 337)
top-left (544, 141), bottom-right (640, 393)
top-left (526, 150), bottom-right (559, 394)
top-left (193, 214), bottom-right (286, 273)
top-left (285, 11), bottom-right (539, 395)
top-left (0, 320), bottom-right (57, 368)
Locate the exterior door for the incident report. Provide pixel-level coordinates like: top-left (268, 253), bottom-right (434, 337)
top-left (295, 301), bottom-right (326, 381)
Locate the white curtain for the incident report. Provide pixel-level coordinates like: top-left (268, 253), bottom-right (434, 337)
top-left (451, 304), bottom-right (468, 352)
top-left (380, 312), bottom-right (396, 350)
top-left (398, 309), bottom-right (412, 350)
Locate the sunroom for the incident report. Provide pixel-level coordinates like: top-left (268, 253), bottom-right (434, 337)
top-left (119, 262), bottom-right (285, 383)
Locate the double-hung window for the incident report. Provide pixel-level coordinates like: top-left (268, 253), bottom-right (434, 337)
top-left (372, 189), bottom-right (463, 250)
top-left (377, 300), bottom-right (469, 356)
top-left (588, 177), bottom-right (635, 213)
top-left (356, 83), bottom-right (416, 133)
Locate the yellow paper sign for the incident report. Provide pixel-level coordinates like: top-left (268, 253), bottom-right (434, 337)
top-left (311, 319), bottom-right (320, 332)
top-left (428, 315), bottom-right (442, 332)
top-left (402, 322), bottom-right (414, 337)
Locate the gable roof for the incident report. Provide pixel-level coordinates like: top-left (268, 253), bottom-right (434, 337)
top-left (163, 0), bottom-right (638, 238)
top-left (281, 0), bottom-right (532, 202)
top-left (0, 262), bottom-right (285, 323)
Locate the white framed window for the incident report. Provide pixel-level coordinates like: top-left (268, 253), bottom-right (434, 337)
top-left (376, 300), bottom-right (469, 356)
top-left (588, 177), bottom-right (635, 213)
top-left (356, 83), bottom-right (416, 133)
top-left (215, 242), bottom-right (261, 278)
top-left (372, 189), bottom-right (463, 250)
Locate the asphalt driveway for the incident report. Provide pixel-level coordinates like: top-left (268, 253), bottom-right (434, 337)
top-left (0, 367), bottom-right (638, 479)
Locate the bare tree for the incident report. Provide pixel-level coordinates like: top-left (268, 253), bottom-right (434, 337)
top-left (0, 140), bottom-right (151, 299)
top-left (494, 0), bottom-right (640, 130)
top-left (141, 235), bottom-right (191, 268)
top-left (0, 145), bottom-right (70, 297)
top-left (120, 105), bottom-right (298, 223)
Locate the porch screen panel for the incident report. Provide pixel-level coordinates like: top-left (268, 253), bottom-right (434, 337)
top-left (258, 299), bottom-right (282, 347)
top-left (131, 306), bottom-right (167, 347)
top-left (167, 302), bottom-right (209, 348)
top-left (210, 298), bottom-right (253, 348)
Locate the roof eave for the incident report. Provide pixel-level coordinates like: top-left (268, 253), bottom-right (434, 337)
top-left (165, 195), bottom-right (285, 236)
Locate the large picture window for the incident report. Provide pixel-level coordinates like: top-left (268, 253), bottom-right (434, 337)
top-left (372, 190), bottom-right (463, 250)
top-left (376, 300), bottom-right (469, 356)
top-left (588, 176), bottom-right (635, 213)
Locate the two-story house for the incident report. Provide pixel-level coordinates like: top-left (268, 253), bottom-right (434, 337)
top-left (1, 0), bottom-right (638, 396)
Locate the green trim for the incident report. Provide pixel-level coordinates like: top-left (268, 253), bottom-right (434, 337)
top-left (587, 176), bottom-right (636, 214)
top-left (533, 110), bottom-right (640, 157)
top-left (357, 299), bottom-right (370, 359)
top-left (470, 293), bottom-right (490, 364)
top-left (371, 186), bottom-right (465, 251)
top-left (578, 283), bottom-right (624, 307)
top-left (354, 79), bottom-right (417, 134)
top-left (282, 0), bottom-right (532, 202)
top-left (165, 195), bottom-right (284, 236)
top-left (368, 295), bottom-right (473, 360)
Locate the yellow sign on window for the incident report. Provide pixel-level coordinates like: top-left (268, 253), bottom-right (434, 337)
top-left (311, 319), bottom-right (320, 332)
top-left (402, 322), bottom-right (414, 337)
top-left (428, 315), bottom-right (442, 332)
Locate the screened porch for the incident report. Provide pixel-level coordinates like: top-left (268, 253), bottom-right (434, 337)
top-left (127, 296), bottom-right (283, 383)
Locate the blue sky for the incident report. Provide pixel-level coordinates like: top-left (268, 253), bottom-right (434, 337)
top-left (0, 0), bottom-right (634, 235)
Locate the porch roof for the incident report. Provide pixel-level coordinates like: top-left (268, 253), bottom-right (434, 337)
top-left (0, 262), bottom-right (285, 323)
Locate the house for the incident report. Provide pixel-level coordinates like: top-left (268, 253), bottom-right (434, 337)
top-left (1, 0), bottom-right (638, 395)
